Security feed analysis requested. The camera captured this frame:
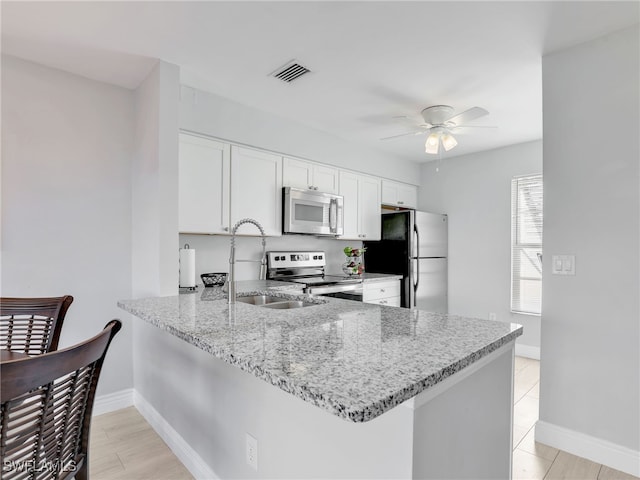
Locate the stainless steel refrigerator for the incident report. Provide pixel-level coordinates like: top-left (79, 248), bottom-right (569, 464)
top-left (364, 210), bottom-right (448, 312)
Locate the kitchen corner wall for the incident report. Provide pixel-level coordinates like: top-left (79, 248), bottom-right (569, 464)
top-left (419, 140), bottom-right (543, 355)
top-left (132, 61), bottom-right (180, 298)
top-left (1, 55), bottom-right (135, 396)
top-left (539, 25), bottom-right (639, 474)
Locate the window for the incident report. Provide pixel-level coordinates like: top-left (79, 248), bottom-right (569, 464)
top-left (511, 174), bottom-right (543, 315)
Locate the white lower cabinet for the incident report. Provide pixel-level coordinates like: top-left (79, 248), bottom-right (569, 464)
top-left (339, 171), bottom-right (381, 241)
top-left (178, 133), bottom-right (230, 234)
top-left (363, 280), bottom-right (401, 307)
top-left (230, 146), bottom-right (282, 236)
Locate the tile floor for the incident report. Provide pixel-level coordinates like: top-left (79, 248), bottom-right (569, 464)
top-left (90, 357), bottom-right (638, 479)
top-left (511, 357), bottom-right (638, 480)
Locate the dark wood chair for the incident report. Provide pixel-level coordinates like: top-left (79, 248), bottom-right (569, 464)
top-left (0, 319), bottom-right (121, 480)
top-left (0, 295), bottom-right (74, 355)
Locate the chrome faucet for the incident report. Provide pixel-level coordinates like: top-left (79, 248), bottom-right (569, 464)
top-left (224, 218), bottom-right (267, 304)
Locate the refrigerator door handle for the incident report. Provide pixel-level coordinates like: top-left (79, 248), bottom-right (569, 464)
top-left (413, 222), bottom-right (420, 308)
top-left (413, 258), bottom-right (420, 307)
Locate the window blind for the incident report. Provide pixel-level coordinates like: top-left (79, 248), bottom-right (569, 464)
top-left (511, 174), bottom-right (543, 315)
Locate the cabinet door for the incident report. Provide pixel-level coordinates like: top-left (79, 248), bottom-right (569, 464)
top-left (178, 133), bottom-right (230, 234)
top-left (338, 171), bottom-right (360, 240)
top-left (382, 180), bottom-right (418, 208)
top-left (381, 181), bottom-right (399, 206)
top-left (283, 157), bottom-right (313, 190)
top-left (283, 158), bottom-right (339, 194)
top-left (231, 146), bottom-right (282, 236)
top-left (358, 175), bottom-right (381, 240)
top-left (397, 183), bottom-right (418, 208)
top-left (312, 164), bottom-right (339, 194)
top-left (363, 280), bottom-right (401, 301)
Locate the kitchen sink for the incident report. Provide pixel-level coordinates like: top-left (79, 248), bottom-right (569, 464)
top-left (261, 300), bottom-right (315, 309)
top-left (236, 295), bottom-right (316, 309)
top-left (236, 295), bottom-right (284, 305)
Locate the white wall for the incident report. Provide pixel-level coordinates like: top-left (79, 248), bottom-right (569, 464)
top-left (179, 86), bottom-right (420, 185)
top-left (131, 61), bottom-right (180, 298)
top-left (1, 55), bottom-right (134, 395)
top-left (419, 141), bottom-right (543, 353)
top-left (537, 25), bottom-right (639, 474)
top-left (131, 61), bottom-right (182, 423)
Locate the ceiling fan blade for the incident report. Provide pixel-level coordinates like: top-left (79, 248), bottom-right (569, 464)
top-left (446, 107), bottom-right (489, 126)
top-left (380, 130), bottom-right (427, 141)
top-left (390, 112), bottom-right (435, 130)
top-left (453, 124), bottom-right (497, 128)
top-left (449, 125), bottom-right (497, 134)
top-left (450, 124), bottom-right (497, 130)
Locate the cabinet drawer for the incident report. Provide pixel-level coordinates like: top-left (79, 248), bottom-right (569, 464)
top-left (366, 297), bottom-right (401, 307)
top-left (363, 280), bottom-right (401, 302)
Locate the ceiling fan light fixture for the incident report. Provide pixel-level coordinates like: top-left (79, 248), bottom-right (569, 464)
top-left (441, 133), bottom-right (458, 151)
top-left (425, 133), bottom-right (440, 154)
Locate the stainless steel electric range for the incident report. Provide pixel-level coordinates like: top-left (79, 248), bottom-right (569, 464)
top-left (267, 251), bottom-right (363, 299)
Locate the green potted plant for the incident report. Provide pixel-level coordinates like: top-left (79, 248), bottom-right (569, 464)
top-left (342, 246), bottom-right (366, 276)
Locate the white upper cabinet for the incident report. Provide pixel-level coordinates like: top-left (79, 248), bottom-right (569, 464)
top-left (178, 133), bottom-right (230, 234)
top-left (283, 157), bottom-right (339, 194)
top-left (358, 175), bottom-right (382, 240)
top-left (230, 146), bottom-right (282, 236)
top-left (381, 180), bottom-right (418, 209)
top-left (339, 171), bottom-right (359, 239)
top-left (338, 171), bottom-right (381, 241)
top-left (312, 164), bottom-right (340, 193)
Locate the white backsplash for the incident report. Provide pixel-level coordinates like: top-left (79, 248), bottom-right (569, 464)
top-left (179, 234), bottom-right (363, 283)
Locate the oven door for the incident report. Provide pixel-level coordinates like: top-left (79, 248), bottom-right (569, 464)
top-left (321, 291), bottom-right (363, 302)
top-left (283, 187), bottom-right (343, 236)
top-left (306, 283), bottom-right (363, 301)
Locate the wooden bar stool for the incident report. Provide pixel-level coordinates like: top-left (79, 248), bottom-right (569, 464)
top-left (0, 296), bottom-right (74, 355)
top-left (0, 320), bottom-right (121, 480)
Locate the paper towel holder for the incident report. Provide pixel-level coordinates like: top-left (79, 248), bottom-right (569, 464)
top-left (179, 243), bottom-right (197, 291)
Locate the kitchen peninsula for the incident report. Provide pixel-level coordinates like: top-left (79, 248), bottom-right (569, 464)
top-left (119, 281), bottom-right (522, 479)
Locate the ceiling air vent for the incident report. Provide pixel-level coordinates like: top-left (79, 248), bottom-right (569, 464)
top-left (271, 60), bottom-right (311, 83)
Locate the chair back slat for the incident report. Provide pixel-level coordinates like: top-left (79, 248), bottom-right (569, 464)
top-left (1, 297), bottom-right (74, 355)
top-left (1, 320), bottom-right (121, 480)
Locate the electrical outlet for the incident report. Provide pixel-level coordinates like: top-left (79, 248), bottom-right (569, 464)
top-left (246, 433), bottom-right (258, 470)
top-left (488, 312), bottom-right (497, 321)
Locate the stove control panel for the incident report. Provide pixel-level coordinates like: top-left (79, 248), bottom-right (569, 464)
top-left (267, 251), bottom-right (326, 269)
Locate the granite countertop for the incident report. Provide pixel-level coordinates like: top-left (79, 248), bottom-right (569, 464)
top-left (119, 281), bottom-right (522, 423)
top-left (359, 272), bottom-right (403, 282)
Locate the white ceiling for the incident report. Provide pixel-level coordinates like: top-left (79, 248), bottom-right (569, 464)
top-left (2, 1), bottom-right (638, 163)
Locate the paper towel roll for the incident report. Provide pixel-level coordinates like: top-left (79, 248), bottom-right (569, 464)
top-left (179, 246), bottom-right (196, 288)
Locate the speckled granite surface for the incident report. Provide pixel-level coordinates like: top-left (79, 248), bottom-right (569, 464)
top-left (119, 281), bottom-right (522, 423)
top-left (359, 273), bottom-right (403, 282)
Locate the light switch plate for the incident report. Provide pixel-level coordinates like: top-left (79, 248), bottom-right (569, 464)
top-left (552, 255), bottom-right (575, 275)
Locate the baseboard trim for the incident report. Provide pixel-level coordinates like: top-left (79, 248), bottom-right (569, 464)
top-left (93, 388), bottom-right (134, 416)
top-left (515, 343), bottom-right (540, 360)
top-left (134, 391), bottom-right (219, 480)
top-left (536, 420), bottom-right (640, 477)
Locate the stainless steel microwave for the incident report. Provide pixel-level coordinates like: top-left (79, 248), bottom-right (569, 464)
top-left (283, 187), bottom-right (344, 236)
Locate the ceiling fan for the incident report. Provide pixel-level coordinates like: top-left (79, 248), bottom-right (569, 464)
top-left (381, 105), bottom-right (491, 154)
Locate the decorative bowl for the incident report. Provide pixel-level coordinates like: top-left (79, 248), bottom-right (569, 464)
top-left (201, 272), bottom-right (227, 287)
